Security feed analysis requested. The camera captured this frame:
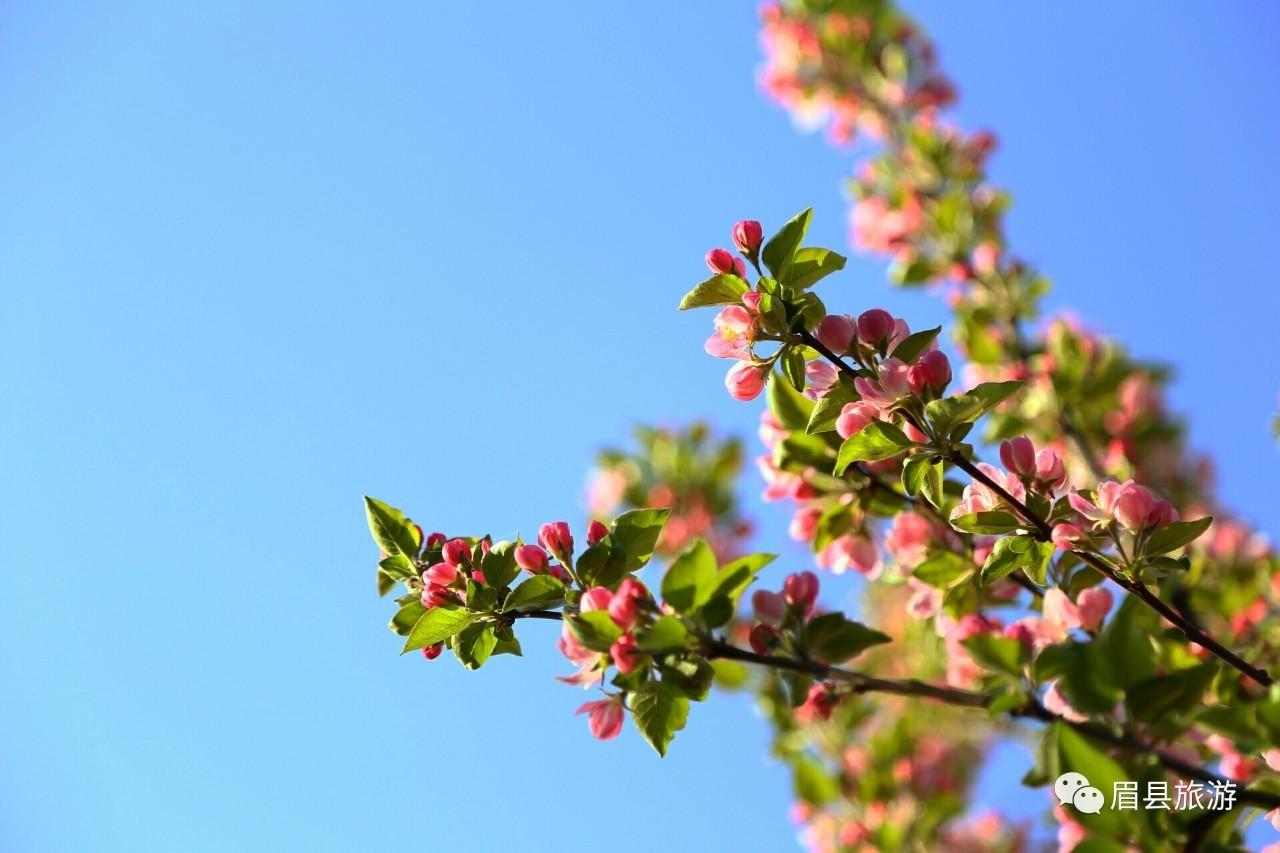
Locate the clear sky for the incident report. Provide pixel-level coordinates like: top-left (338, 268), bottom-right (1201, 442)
top-left (3, 3), bottom-right (1279, 851)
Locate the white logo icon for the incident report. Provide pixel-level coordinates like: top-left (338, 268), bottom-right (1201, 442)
top-left (1055, 771), bottom-right (1104, 813)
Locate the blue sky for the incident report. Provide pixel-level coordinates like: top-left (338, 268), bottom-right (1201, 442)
top-left (3, 3), bottom-right (1278, 851)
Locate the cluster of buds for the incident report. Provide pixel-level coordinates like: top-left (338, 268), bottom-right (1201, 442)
top-left (417, 534), bottom-right (483, 659)
top-left (1053, 479), bottom-right (1179, 551)
top-left (512, 519), bottom-right (605, 583)
top-left (702, 220), bottom-right (771, 402)
top-left (748, 571), bottom-right (821, 654)
top-left (998, 436), bottom-right (1066, 493)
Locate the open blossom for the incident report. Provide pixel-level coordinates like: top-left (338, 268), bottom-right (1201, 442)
top-left (1068, 479), bottom-right (1177, 531)
top-left (905, 577), bottom-right (942, 619)
top-left (758, 410), bottom-right (787, 449)
top-left (851, 194), bottom-right (922, 253)
top-left (835, 400), bottom-right (879, 439)
top-left (885, 512), bottom-right (933, 568)
top-left (556, 621), bottom-right (602, 688)
top-left (705, 305), bottom-right (755, 359)
top-left (804, 360), bottom-right (838, 400)
top-left (816, 533), bottom-right (880, 577)
top-left (854, 357), bottom-right (912, 409)
top-left (725, 361), bottom-right (768, 401)
top-left (951, 463), bottom-right (1025, 519)
top-left (577, 697), bottom-right (625, 741)
top-left (788, 506), bottom-right (822, 541)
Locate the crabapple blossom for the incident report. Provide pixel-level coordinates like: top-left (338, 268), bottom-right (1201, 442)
top-left (538, 521), bottom-right (574, 561)
top-left (733, 219), bottom-right (763, 255)
top-left (705, 247), bottom-right (746, 277)
top-left (854, 357), bottom-right (911, 409)
top-left (1050, 522), bottom-right (1085, 551)
top-left (586, 519), bottom-right (609, 545)
top-left (607, 577), bottom-right (648, 630)
top-left (514, 544), bottom-right (549, 574)
top-left (752, 589), bottom-right (787, 626)
top-left (906, 349), bottom-right (951, 394)
top-left (725, 361), bottom-right (768, 401)
top-left (421, 643), bottom-right (444, 661)
top-left (577, 698), bottom-right (625, 741)
top-left (815, 313), bottom-right (857, 353)
top-left (749, 623), bottom-right (779, 653)
top-left (610, 634), bottom-right (644, 675)
top-left (705, 305), bottom-right (755, 359)
top-left (855, 308), bottom-right (895, 346)
top-left (784, 571), bottom-right (820, 614)
top-left (422, 562), bottom-right (458, 587)
top-left (580, 586), bottom-right (613, 613)
top-left (835, 400), bottom-right (879, 440)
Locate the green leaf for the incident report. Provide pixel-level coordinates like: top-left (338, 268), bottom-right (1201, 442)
top-left (980, 534), bottom-right (1051, 584)
top-left (1097, 598), bottom-right (1157, 690)
top-left (913, 551), bottom-right (970, 588)
top-left (784, 246), bottom-right (846, 289)
top-left (924, 381), bottom-right (1023, 436)
top-left (767, 369), bottom-right (815, 430)
top-left (782, 348), bottom-right (806, 392)
top-left (402, 607), bottom-right (475, 654)
top-left (792, 755), bottom-right (838, 806)
top-left (611, 508), bottom-right (672, 571)
top-left (962, 635), bottom-right (1026, 677)
top-left (1055, 723), bottom-right (1133, 835)
top-left (1127, 663), bottom-right (1218, 723)
top-left (566, 611), bottom-right (621, 652)
top-left (502, 575), bottom-right (566, 612)
top-left (1143, 516), bottom-right (1213, 557)
top-left (921, 460), bottom-right (945, 509)
top-left (805, 381), bottom-right (857, 434)
top-left (834, 421), bottom-right (911, 473)
top-left (662, 539), bottom-right (717, 614)
top-left (452, 623), bottom-right (497, 670)
top-left (389, 600), bottom-right (426, 636)
top-left (378, 554), bottom-right (416, 582)
top-left (951, 511), bottom-right (1022, 535)
top-left (364, 497), bottom-right (422, 559)
top-left (805, 612), bottom-right (890, 663)
top-left (629, 683), bottom-right (690, 757)
top-left (480, 541), bottom-right (520, 590)
top-left (890, 326), bottom-right (941, 363)
top-left (575, 541), bottom-right (626, 588)
top-left (761, 208), bottom-right (812, 278)
top-left (901, 453), bottom-right (932, 496)
top-left (711, 552), bottom-right (776, 604)
top-left (677, 273), bottom-right (749, 310)
top-left (635, 615), bottom-right (688, 652)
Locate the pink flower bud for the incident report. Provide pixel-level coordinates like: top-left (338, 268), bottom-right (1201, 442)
top-left (1111, 482), bottom-right (1156, 531)
top-left (426, 531), bottom-right (446, 550)
top-left (752, 589), bottom-right (787, 626)
top-left (472, 569), bottom-right (487, 584)
top-left (422, 643), bottom-right (444, 660)
top-left (784, 571), bottom-right (820, 614)
top-left (1051, 522), bottom-right (1085, 551)
top-left (421, 582), bottom-right (457, 609)
top-left (788, 507), bottom-right (822, 542)
top-left (581, 586), bottom-right (614, 613)
top-left (815, 314), bottom-right (857, 354)
top-left (1035, 448), bottom-right (1067, 490)
top-left (577, 698), bottom-right (625, 740)
top-left (1146, 500), bottom-right (1179, 529)
top-left (915, 350), bottom-right (951, 391)
top-left (1075, 587), bottom-right (1113, 632)
top-left (610, 634), bottom-right (644, 675)
top-left (999, 436), bottom-right (1036, 478)
top-left (1003, 621), bottom-right (1035, 649)
top-left (706, 247), bottom-right (745, 277)
top-left (586, 519), bottom-right (609, 545)
top-left (836, 400), bottom-right (878, 440)
top-left (856, 308), bottom-right (895, 345)
top-left (608, 577), bottom-right (648, 630)
top-left (538, 521), bottom-right (574, 560)
top-left (741, 291), bottom-right (763, 314)
top-left (725, 361), bottom-right (768, 402)
top-left (547, 564), bottom-right (572, 583)
top-left (423, 562), bottom-right (458, 587)
top-left (732, 220), bottom-right (763, 255)
top-left (749, 624), bottom-right (778, 654)
top-left (442, 538), bottom-right (470, 567)
top-left (514, 544), bottom-right (549, 574)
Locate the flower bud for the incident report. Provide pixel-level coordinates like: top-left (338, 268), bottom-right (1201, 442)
top-left (425, 532), bottom-right (446, 550)
top-left (586, 519), bottom-right (610, 545)
top-left (422, 643), bottom-right (444, 660)
top-left (784, 571), bottom-right (820, 614)
top-left (706, 247), bottom-right (746, 277)
top-left (1035, 448), bottom-right (1067, 490)
top-left (815, 314), bottom-right (857, 354)
top-left (608, 577), bottom-right (648, 630)
top-left (1111, 482), bottom-right (1156, 531)
top-left (581, 586), bottom-right (614, 613)
top-left (999, 436), bottom-right (1036, 478)
top-left (538, 521), bottom-right (574, 561)
top-left (915, 350), bottom-right (951, 392)
top-left (514, 544), bottom-right (549, 574)
top-left (749, 624), bottom-right (778, 654)
top-left (421, 582), bottom-right (457, 609)
top-left (741, 291), bottom-right (763, 314)
top-left (856, 308), bottom-right (895, 345)
top-left (1075, 587), bottom-right (1113, 632)
top-left (752, 589), bottom-right (787, 626)
top-left (423, 562), bottom-right (459, 587)
top-left (1051, 522), bottom-right (1085, 551)
top-left (442, 538), bottom-right (471, 567)
top-left (725, 362), bottom-right (768, 402)
top-left (732, 220), bottom-right (763, 255)
top-left (610, 634), bottom-right (644, 675)
top-left (1146, 500), bottom-right (1179, 529)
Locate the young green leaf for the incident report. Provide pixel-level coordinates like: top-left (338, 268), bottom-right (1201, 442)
top-left (913, 551), bottom-right (970, 588)
top-left (611, 508), bottom-right (672, 571)
top-left (502, 575), bottom-right (566, 612)
top-left (635, 615), bottom-right (689, 652)
top-left (452, 623), bottom-right (497, 670)
top-left (767, 368), bottom-right (815, 430)
top-left (677, 273), bottom-right (749, 310)
top-left (784, 246), bottom-right (846, 289)
top-left (805, 612), bottom-right (890, 662)
top-left (1142, 516), bottom-right (1213, 557)
top-left (805, 381), bottom-right (858, 434)
top-left (890, 326), bottom-right (941, 363)
top-left (402, 607), bottom-right (475, 654)
top-left (962, 634), bottom-right (1026, 678)
top-left (364, 496), bottom-right (422, 559)
top-left (834, 421), bottom-right (911, 473)
top-left (567, 611), bottom-right (622, 652)
top-left (480, 541), bottom-right (520, 590)
top-left (662, 539), bottom-right (717, 614)
top-left (951, 510), bottom-right (1022, 535)
top-left (761, 208), bottom-right (812, 278)
top-left (629, 683), bottom-right (690, 757)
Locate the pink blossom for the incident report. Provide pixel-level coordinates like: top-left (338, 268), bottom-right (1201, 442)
top-left (855, 308), bottom-right (895, 345)
top-left (741, 291), bottom-right (763, 314)
top-left (704, 305), bottom-right (755, 359)
top-left (1043, 681), bottom-right (1086, 722)
top-left (1263, 748), bottom-right (1280, 772)
top-left (817, 534), bottom-right (881, 577)
top-left (999, 436), bottom-right (1036, 478)
top-left (705, 247), bottom-right (745, 277)
top-left (514, 544), bottom-right (549, 574)
top-left (1147, 500), bottom-right (1179, 528)
top-left (580, 586), bottom-right (613, 613)
top-left (854, 357), bottom-right (912, 410)
top-left (421, 582), bottom-right (459, 609)
top-left (607, 578), bottom-right (648, 630)
top-left (815, 314), bottom-right (856, 353)
top-left (538, 521), bottom-right (574, 561)
top-left (788, 506), bottom-right (822, 542)
top-left (907, 350), bottom-right (951, 393)
top-left (835, 400), bottom-right (879, 439)
top-left (885, 512), bottom-right (933, 568)
top-left (425, 531), bottom-right (446, 550)
top-left (1050, 523), bottom-right (1084, 552)
top-left (1075, 587), bottom-right (1113, 632)
top-left (749, 624), bottom-right (778, 653)
top-left (752, 589), bottom-right (787, 626)
top-left (732, 220), bottom-right (763, 255)
top-left (1111, 482), bottom-right (1156, 531)
top-left (905, 578), bottom-right (941, 619)
top-left (576, 698), bottom-right (624, 740)
top-left (972, 241), bottom-right (999, 276)
top-left (725, 362), bottom-right (768, 401)
top-left (803, 360), bottom-right (838, 400)
top-left (421, 643), bottom-right (444, 660)
top-left (586, 520), bottom-right (609, 546)
top-left (441, 538), bottom-right (470, 567)
top-left (610, 634), bottom-right (645, 675)
top-left (784, 571), bottom-right (820, 614)
top-left (422, 562), bottom-right (458, 587)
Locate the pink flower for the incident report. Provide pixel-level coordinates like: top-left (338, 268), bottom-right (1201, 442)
top-left (705, 247), bottom-right (745, 277)
top-left (804, 360), bottom-right (838, 400)
top-left (972, 241), bottom-right (999, 276)
top-left (423, 562), bottom-right (459, 587)
top-left (514, 544), bottom-right (549, 574)
top-left (749, 624), bottom-right (778, 653)
top-left (815, 314), bottom-right (857, 353)
top-left (885, 512), bottom-right (933, 569)
top-left (425, 531), bottom-right (446, 550)
top-left (1075, 587), bottom-right (1113, 632)
top-left (1043, 681), bottom-right (1086, 722)
top-left (784, 571), bottom-right (820, 613)
top-left (441, 538), bottom-right (471, 567)
top-left (1147, 500), bottom-right (1179, 528)
top-left (752, 589), bottom-right (787, 626)
top-left (856, 308), bottom-right (895, 345)
top-left (421, 643), bottom-right (444, 660)
top-left (705, 305), bottom-right (755, 359)
top-left (907, 350), bottom-right (951, 394)
top-left (758, 410), bottom-right (787, 449)
top-left (788, 506), bottom-right (822, 542)
top-left (538, 521), bottom-right (574, 561)
top-left (952, 463), bottom-right (1026, 520)
top-left (1111, 482), bottom-right (1156, 531)
top-left (854, 357), bottom-right (912, 410)
top-left (725, 362), bottom-right (768, 401)
top-left (732, 220), bottom-right (763, 255)
top-left (836, 400), bottom-right (879, 439)
top-left (610, 634), bottom-right (645, 675)
top-left (1051, 522), bottom-right (1085, 551)
top-left (741, 291), bottom-right (763, 314)
top-left (421, 582), bottom-right (458, 609)
top-left (586, 519), bottom-right (609, 546)
top-left (999, 436), bottom-right (1036, 478)
top-left (1035, 448), bottom-right (1067, 491)
top-left (905, 578), bottom-right (941, 619)
top-left (577, 697), bottom-right (625, 740)
top-left (581, 586), bottom-right (614, 613)
top-left (607, 578), bottom-right (648, 630)
top-left (817, 534), bottom-right (881, 577)
top-left (796, 683), bottom-right (840, 722)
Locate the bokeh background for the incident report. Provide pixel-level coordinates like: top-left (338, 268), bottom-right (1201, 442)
top-left (4, 2), bottom-right (1279, 850)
